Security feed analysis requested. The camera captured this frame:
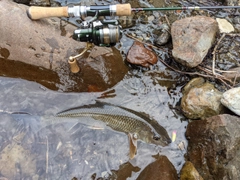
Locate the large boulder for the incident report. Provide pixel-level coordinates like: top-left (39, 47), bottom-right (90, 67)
top-left (0, 0), bottom-right (128, 92)
top-left (171, 16), bottom-right (218, 68)
top-left (186, 114), bottom-right (240, 180)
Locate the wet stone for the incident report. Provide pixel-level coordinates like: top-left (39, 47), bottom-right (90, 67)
top-left (126, 41), bottom-right (158, 67)
top-left (136, 155), bottom-right (178, 180)
top-left (181, 78), bottom-right (223, 119)
top-left (153, 23), bottom-right (171, 46)
top-left (180, 161), bottom-right (203, 180)
top-left (186, 114), bottom-right (240, 180)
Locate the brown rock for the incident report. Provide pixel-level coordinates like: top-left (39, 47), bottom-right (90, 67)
top-left (186, 114), bottom-right (240, 180)
top-left (136, 155), bottom-right (178, 180)
top-left (180, 161), bottom-right (203, 180)
top-left (181, 81), bottom-right (223, 119)
top-left (171, 16), bottom-right (218, 68)
top-left (127, 41), bottom-right (158, 67)
top-left (0, 0), bottom-right (129, 92)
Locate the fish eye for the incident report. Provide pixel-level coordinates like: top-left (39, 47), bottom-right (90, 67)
top-left (153, 135), bottom-right (160, 140)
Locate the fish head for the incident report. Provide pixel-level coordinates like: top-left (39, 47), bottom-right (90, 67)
top-left (138, 130), bottom-right (171, 146)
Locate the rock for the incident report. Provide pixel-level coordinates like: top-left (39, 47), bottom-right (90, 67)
top-left (153, 24), bottom-right (171, 46)
top-left (186, 114), bottom-right (240, 180)
top-left (0, 0), bottom-right (83, 70)
top-left (126, 41), bottom-right (158, 67)
top-left (171, 16), bottom-right (218, 68)
top-left (0, 143), bottom-right (36, 179)
top-left (181, 78), bottom-right (223, 119)
top-left (136, 155), bottom-right (178, 180)
top-left (180, 161), bottom-right (203, 180)
top-left (221, 87), bottom-right (240, 116)
top-left (0, 0), bottom-right (128, 92)
top-left (216, 18), bottom-right (235, 33)
top-left (182, 77), bottom-right (205, 94)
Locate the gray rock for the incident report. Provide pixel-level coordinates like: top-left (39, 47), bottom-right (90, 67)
top-left (171, 16), bottom-right (218, 68)
top-left (221, 87), bottom-right (240, 116)
top-left (186, 114), bottom-right (240, 180)
top-left (181, 78), bottom-right (223, 119)
top-left (153, 24), bottom-right (171, 46)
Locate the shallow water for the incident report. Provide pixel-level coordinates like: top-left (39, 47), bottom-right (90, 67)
top-left (1, 0), bottom-right (240, 179)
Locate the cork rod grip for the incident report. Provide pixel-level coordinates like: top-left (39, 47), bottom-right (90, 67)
top-left (27, 6), bottom-right (69, 20)
top-left (116, 3), bottom-right (132, 16)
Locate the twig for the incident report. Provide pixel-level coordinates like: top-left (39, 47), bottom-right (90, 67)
top-left (164, 15), bottom-right (171, 27)
top-left (125, 33), bottom-right (168, 52)
top-left (158, 58), bottom-right (213, 78)
top-left (212, 33), bottom-right (226, 75)
top-left (206, 65), bottom-right (237, 73)
top-left (125, 34), bottom-right (160, 49)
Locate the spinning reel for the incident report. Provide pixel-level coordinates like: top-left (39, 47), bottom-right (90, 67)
top-left (27, 4), bottom-right (131, 72)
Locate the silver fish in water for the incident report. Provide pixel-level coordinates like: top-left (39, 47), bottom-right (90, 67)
top-left (56, 101), bottom-right (171, 147)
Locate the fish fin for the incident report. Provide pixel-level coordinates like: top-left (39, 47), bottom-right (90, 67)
top-left (128, 133), bottom-right (138, 160)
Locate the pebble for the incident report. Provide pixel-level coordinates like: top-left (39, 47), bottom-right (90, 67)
top-left (216, 18), bottom-right (235, 33)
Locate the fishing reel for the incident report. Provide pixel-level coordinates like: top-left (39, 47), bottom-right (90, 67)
top-left (73, 19), bottom-right (122, 47)
top-left (67, 12), bottom-right (123, 72)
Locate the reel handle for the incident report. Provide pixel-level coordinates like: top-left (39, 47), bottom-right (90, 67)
top-left (27, 6), bottom-right (69, 20)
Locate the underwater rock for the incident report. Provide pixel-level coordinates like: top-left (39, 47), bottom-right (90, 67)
top-left (186, 114), bottom-right (240, 180)
top-left (221, 87), bottom-right (240, 116)
top-left (180, 161), bottom-right (203, 180)
top-left (136, 155), bottom-right (178, 180)
top-left (181, 78), bottom-right (223, 119)
top-left (171, 16), bottom-right (218, 68)
top-left (126, 41), bottom-right (158, 67)
top-left (0, 143), bottom-right (36, 179)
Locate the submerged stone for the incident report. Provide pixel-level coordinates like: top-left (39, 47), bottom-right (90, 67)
top-left (171, 16), bottom-right (218, 68)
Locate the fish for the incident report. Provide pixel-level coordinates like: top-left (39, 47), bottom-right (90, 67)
top-left (56, 101), bottom-right (171, 147)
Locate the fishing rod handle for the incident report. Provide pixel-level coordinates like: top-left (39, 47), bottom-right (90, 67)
top-left (27, 6), bottom-right (69, 20)
top-left (27, 4), bottom-right (132, 20)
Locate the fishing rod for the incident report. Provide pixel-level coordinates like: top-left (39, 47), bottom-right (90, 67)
top-left (27, 4), bottom-right (240, 20)
top-left (26, 4), bottom-right (240, 73)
